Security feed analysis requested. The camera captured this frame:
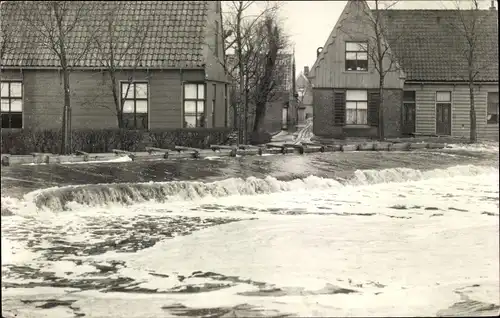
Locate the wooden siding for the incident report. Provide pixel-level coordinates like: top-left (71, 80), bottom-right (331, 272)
top-left (309, 0), bottom-right (404, 90)
top-left (1, 68), bottom-right (232, 131)
top-left (405, 83), bottom-right (499, 140)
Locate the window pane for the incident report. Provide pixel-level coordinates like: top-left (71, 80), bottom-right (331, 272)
top-left (197, 101), bottom-right (205, 113)
top-left (10, 100), bottom-right (22, 112)
top-left (357, 52), bottom-right (368, 60)
top-left (123, 100), bottom-right (134, 113)
top-left (488, 92), bottom-right (499, 105)
top-left (184, 115), bottom-right (196, 128)
top-left (488, 101), bottom-right (499, 113)
top-left (403, 91), bottom-right (416, 102)
top-left (357, 60), bottom-right (368, 71)
top-left (135, 83), bottom-right (148, 99)
top-left (1, 113), bottom-right (9, 128)
top-left (357, 109), bottom-right (368, 124)
top-left (346, 90), bottom-right (367, 101)
top-left (10, 82), bottom-right (22, 97)
top-left (346, 42), bottom-right (365, 51)
top-left (346, 101), bottom-right (357, 109)
top-left (136, 113), bottom-right (148, 129)
top-left (0, 83), bottom-right (8, 98)
top-left (345, 60), bottom-right (357, 71)
top-left (184, 101), bottom-right (196, 113)
top-left (357, 101), bottom-right (368, 109)
top-left (197, 84), bottom-right (205, 99)
top-left (122, 83), bottom-right (133, 98)
top-left (346, 52), bottom-right (357, 60)
top-left (346, 109), bottom-right (357, 124)
top-left (436, 91), bottom-right (451, 102)
top-left (184, 84), bottom-right (197, 99)
top-left (10, 113), bottom-right (22, 128)
top-left (198, 113), bottom-right (206, 127)
top-left (122, 113), bottom-right (135, 128)
top-left (136, 100), bottom-right (147, 113)
top-left (358, 43), bottom-right (368, 51)
top-left (1, 99), bottom-right (9, 111)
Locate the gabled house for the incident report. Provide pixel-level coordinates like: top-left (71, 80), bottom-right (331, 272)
top-left (296, 66), bottom-right (313, 125)
top-left (308, 0), bottom-right (499, 140)
top-left (1, 1), bottom-right (230, 131)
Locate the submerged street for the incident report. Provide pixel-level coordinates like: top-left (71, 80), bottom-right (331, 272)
top-left (1, 144), bottom-right (499, 317)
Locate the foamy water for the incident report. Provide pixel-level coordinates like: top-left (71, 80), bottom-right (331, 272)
top-left (1, 150), bottom-right (499, 317)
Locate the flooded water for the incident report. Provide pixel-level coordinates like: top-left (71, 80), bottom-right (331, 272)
top-left (1, 145), bottom-right (499, 317)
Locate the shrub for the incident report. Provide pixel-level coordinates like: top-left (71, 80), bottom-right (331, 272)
top-left (1, 128), bottom-right (231, 155)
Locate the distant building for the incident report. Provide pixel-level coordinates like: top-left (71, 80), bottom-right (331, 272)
top-left (1, 1), bottom-right (230, 130)
top-left (226, 53), bottom-right (295, 133)
top-left (296, 66), bottom-right (313, 125)
top-left (308, 0), bottom-right (498, 140)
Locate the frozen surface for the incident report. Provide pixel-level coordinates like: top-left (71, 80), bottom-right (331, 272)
top-left (1, 147), bottom-right (499, 317)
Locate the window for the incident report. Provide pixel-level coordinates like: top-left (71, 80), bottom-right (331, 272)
top-left (403, 91), bottom-right (416, 121)
top-left (346, 90), bottom-right (368, 125)
top-left (184, 83), bottom-right (205, 128)
top-left (1, 81), bottom-right (23, 128)
top-left (436, 91), bottom-right (451, 105)
top-left (121, 82), bottom-right (148, 129)
top-left (212, 84), bottom-right (216, 128)
top-left (487, 92), bottom-right (499, 124)
top-left (345, 42), bottom-right (368, 71)
top-left (224, 84), bottom-right (228, 127)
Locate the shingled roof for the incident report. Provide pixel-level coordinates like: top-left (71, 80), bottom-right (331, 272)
top-left (376, 9), bottom-right (499, 82)
top-left (0, 1), bottom-right (209, 68)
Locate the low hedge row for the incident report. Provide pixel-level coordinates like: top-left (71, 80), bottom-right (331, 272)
top-left (1, 128), bottom-right (232, 155)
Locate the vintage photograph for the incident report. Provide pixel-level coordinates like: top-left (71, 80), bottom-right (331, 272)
top-left (1, 0), bottom-right (499, 317)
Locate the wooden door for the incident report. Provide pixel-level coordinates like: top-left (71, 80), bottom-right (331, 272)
top-left (436, 103), bottom-right (451, 135)
top-left (402, 103), bottom-right (416, 135)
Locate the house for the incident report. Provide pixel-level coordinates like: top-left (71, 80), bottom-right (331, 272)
top-left (308, 0), bottom-right (499, 140)
top-left (296, 66), bottom-right (313, 125)
top-left (1, 1), bottom-right (230, 131)
top-left (226, 53), bottom-right (295, 134)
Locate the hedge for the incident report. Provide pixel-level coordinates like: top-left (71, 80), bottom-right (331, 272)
top-left (1, 128), bottom-right (232, 155)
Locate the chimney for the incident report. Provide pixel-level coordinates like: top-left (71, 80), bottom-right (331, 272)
top-left (490, 0), bottom-right (496, 10)
top-left (304, 66), bottom-right (309, 77)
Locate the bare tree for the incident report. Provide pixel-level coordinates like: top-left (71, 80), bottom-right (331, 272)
top-left (220, 1), bottom-right (282, 143)
top-left (339, 0), bottom-right (402, 141)
top-left (447, 0), bottom-right (488, 143)
top-left (21, 1), bottom-right (96, 154)
top-left (0, 1), bottom-right (19, 62)
top-left (91, 2), bottom-right (154, 129)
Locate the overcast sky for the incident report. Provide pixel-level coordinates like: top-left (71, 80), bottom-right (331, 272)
top-left (223, 0), bottom-right (497, 77)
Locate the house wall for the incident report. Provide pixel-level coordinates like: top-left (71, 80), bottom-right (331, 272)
top-left (309, 0), bottom-right (404, 90)
top-left (312, 87), bottom-right (402, 138)
top-left (1, 68), bottom-right (232, 130)
top-left (203, 0), bottom-right (228, 84)
top-left (404, 83), bottom-right (499, 140)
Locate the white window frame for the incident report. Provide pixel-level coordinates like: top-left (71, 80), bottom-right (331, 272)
top-left (183, 83), bottom-right (206, 128)
top-left (345, 41), bottom-right (368, 72)
top-left (120, 81), bottom-right (149, 130)
top-left (345, 90), bottom-right (368, 125)
top-left (487, 92), bottom-right (499, 125)
top-left (1, 81), bottom-right (23, 129)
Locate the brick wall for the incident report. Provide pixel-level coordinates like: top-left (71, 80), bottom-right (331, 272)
top-left (312, 87), bottom-right (403, 138)
top-left (1, 68), bottom-right (234, 130)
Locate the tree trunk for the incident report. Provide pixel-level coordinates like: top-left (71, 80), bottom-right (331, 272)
top-left (378, 76), bottom-right (385, 141)
top-left (469, 83), bottom-right (477, 143)
top-left (60, 67), bottom-right (72, 155)
top-left (110, 72), bottom-right (124, 128)
top-left (253, 100), bottom-right (266, 133)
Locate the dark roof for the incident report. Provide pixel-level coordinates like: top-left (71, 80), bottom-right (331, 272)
top-left (0, 1), bottom-right (209, 68)
top-left (375, 9), bottom-right (499, 82)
